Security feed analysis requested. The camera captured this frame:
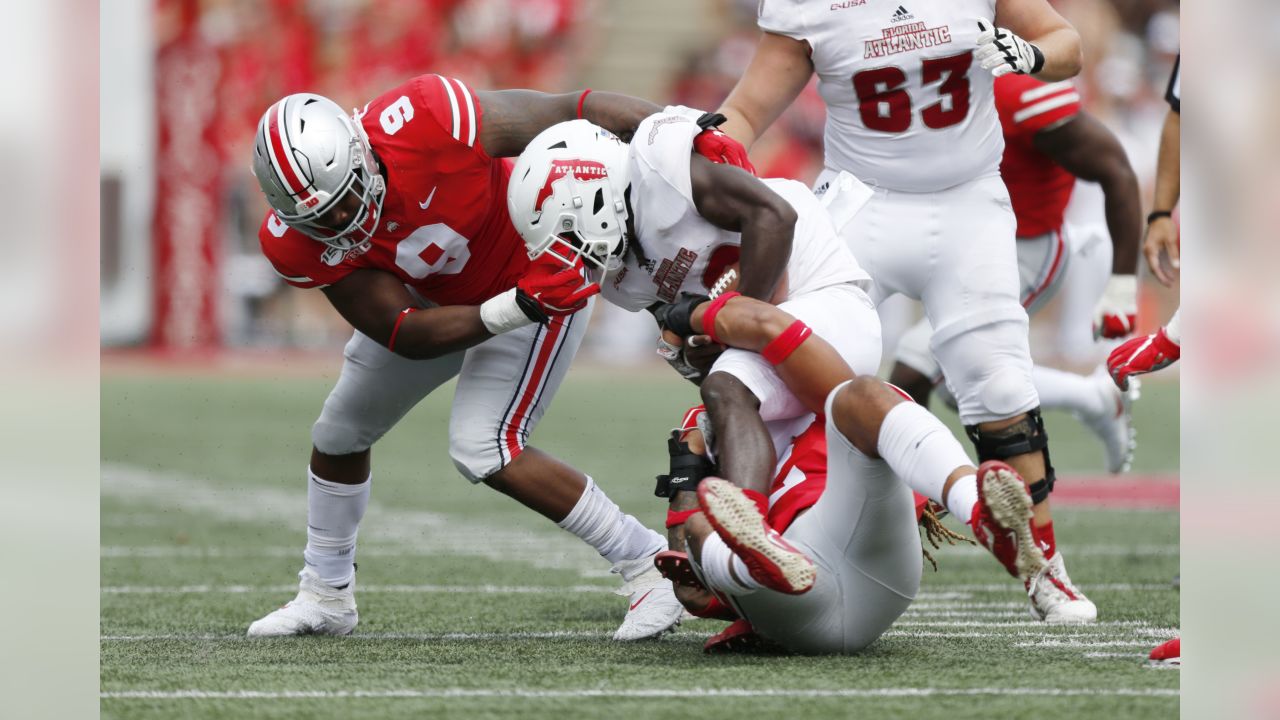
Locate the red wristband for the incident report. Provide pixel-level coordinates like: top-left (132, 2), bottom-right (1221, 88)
top-left (700, 291), bottom-right (740, 344)
top-left (761, 320), bottom-right (812, 366)
top-left (387, 307), bottom-right (418, 352)
top-left (666, 508), bottom-right (700, 528)
top-left (741, 489), bottom-right (769, 517)
top-left (576, 89), bottom-right (593, 119)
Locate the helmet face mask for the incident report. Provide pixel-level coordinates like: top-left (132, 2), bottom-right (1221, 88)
top-left (507, 120), bottom-right (631, 280)
top-left (253, 95), bottom-right (387, 251)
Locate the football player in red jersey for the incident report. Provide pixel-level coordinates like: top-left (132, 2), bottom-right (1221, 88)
top-left (890, 74), bottom-right (1144, 476)
top-left (245, 75), bottom-right (750, 641)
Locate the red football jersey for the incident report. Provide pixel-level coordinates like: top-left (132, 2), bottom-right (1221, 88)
top-left (767, 417), bottom-right (827, 534)
top-left (994, 74), bottom-right (1082, 239)
top-left (258, 74), bottom-right (529, 306)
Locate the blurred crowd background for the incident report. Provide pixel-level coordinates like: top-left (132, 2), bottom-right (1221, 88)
top-left (99, 0), bottom-right (1180, 371)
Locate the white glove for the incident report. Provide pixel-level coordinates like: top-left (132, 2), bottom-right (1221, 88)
top-left (975, 19), bottom-right (1045, 77)
top-left (1092, 274), bottom-right (1138, 340)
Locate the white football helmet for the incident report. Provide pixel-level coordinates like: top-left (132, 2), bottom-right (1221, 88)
top-left (252, 94), bottom-right (386, 250)
top-left (507, 120), bottom-right (630, 277)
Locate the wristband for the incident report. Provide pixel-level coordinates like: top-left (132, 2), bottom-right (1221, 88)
top-left (761, 320), bottom-right (812, 365)
top-left (1029, 44), bottom-right (1045, 74)
top-left (700, 291), bottom-right (740, 344)
top-left (387, 307), bottom-right (418, 352)
top-left (576, 89), bottom-right (593, 120)
top-left (1147, 210), bottom-right (1173, 225)
top-left (479, 288), bottom-right (536, 335)
top-left (666, 508), bottom-right (700, 528)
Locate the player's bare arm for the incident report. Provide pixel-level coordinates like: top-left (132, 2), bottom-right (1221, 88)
top-left (1147, 107), bottom-right (1180, 286)
top-left (322, 256), bottom-right (596, 360)
top-left (320, 270), bottom-right (491, 360)
top-left (475, 89), bottom-right (661, 157)
top-left (992, 0), bottom-right (1082, 81)
top-left (715, 32), bottom-right (814, 150)
top-left (1033, 112), bottom-right (1140, 275)
top-left (688, 155), bottom-right (797, 301)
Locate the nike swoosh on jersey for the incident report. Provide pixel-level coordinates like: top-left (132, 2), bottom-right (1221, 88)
top-left (419, 186), bottom-right (438, 210)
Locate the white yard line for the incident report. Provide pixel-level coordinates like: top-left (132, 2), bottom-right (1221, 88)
top-left (102, 544), bottom-right (1179, 558)
top-left (100, 687), bottom-right (1179, 700)
top-left (101, 463), bottom-right (605, 575)
top-left (1085, 652), bottom-right (1149, 659)
top-left (101, 626), bottom-right (1177, 642)
top-left (101, 584), bottom-right (617, 595)
top-left (1015, 640), bottom-right (1158, 648)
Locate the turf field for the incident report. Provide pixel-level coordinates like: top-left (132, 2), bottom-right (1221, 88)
top-left (101, 362), bottom-right (1179, 719)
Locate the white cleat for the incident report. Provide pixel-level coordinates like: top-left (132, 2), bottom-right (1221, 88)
top-left (246, 566), bottom-right (358, 637)
top-left (611, 555), bottom-right (684, 641)
top-left (1027, 552), bottom-right (1097, 624)
top-left (1079, 366), bottom-right (1139, 473)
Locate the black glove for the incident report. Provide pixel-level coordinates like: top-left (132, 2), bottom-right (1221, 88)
top-left (650, 292), bottom-right (710, 339)
top-left (654, 430), bottom-right (716, 498)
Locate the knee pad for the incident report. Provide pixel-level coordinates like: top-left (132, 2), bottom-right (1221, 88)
top-left (448, 421), bottom-right (504, 484)
top-left (311, 407), bottom-right (377, 457)
top-left (975, 366), bottom-right (1036, 419)
top-left (964, 407), bottom-right (1056, 504)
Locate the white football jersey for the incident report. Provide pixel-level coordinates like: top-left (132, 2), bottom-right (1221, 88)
top-left (603, 112), bottom-right (869, 312)
top-left (759, 0), bottom-right (1003, 192)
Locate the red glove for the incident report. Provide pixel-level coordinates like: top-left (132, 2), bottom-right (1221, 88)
top-left (694, 127), bottom-right (756, 174)
top-left (516, 254), bottom-right (600, 318)
top-left (1107, 327), bottom-right (1180, 391)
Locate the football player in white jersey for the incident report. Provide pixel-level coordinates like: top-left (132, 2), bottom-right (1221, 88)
top-left (711, 0), bottom-right (1092, 622)
top-left (508, 115), bottom-right (883, 506)
top-left (650, 292), bottom-right (1051, 653)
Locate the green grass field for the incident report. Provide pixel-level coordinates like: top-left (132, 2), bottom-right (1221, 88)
top-left (101, 365), bottom-right (1179, 719)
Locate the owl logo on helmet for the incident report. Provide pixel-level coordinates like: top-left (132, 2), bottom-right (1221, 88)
top-left (507, 120), bottom-right (631, 278)
top-left (251, 93), bottom-right (387, 251)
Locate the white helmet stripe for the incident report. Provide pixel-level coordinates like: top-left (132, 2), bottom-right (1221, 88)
top-left (273, 99), bottom-right (314, 201)
top-left (453, 78), bottom-right (478, 147)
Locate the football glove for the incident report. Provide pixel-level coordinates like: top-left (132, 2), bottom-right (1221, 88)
top-left (480, 255), bottom-right (599, 334)
top-left (518, 254), bottom-right (599, 317)
top-left (693, 112), bottom-right (756, 174)
top-left (1107, 327), bottom-right (1180, 391)
top-left (651, 292), bottom-right (711, 339)
top-left (1093, 274), bottom-right (1138, 339)
top-left (975, 19), bottom-right (1045, 77)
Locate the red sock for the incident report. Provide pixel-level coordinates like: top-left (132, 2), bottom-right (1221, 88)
top-left (1034, 520), bottom-right (1057, 559)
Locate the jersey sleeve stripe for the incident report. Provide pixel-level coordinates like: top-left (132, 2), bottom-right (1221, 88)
top-left (272, 270), bottom-right (314, 283)
top-left (1019, 80), bottom-right (1075, 104)
top-left (452, 78), bottom-right (478, 147)
top-left (1013, 92), bottom-right (1081, 124)
top-left (436, 74), bottom-right (463, 141)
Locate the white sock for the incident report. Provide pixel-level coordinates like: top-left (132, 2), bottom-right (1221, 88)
top-left (1032, 365), bottom-right (1106, 417)
top-left (557, 477), bottom-right (665, 569)
top-left (1164, 308), bottom-right (1182, 344)
top-left (303, 467), bottom-right (370, 588)
top-left (944, 474), bottom-right (979, 524)
top-left (877, 402), bottom-right (974, 512)
top-left (698, 532), bottom-right (761, 594)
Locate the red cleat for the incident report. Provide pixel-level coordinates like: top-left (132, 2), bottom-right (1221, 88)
top-left (704, 619), bottom-right (772, 654)
top-left (968, 461), bottom-right (1048, 582)
top-left (1148, 637), bottom-right (1180, 667)
top-left (654, 550), bottom-right (707, 592)
top-left (697, 478), bottom-right (815, 595)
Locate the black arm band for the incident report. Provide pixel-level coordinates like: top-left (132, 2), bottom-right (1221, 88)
top-left (695, 112), bottom-right (727, 131)
top-left (1146, 210), bottom-right (1173, 225)
top-left (654, 433), bottom-right (716, 499)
